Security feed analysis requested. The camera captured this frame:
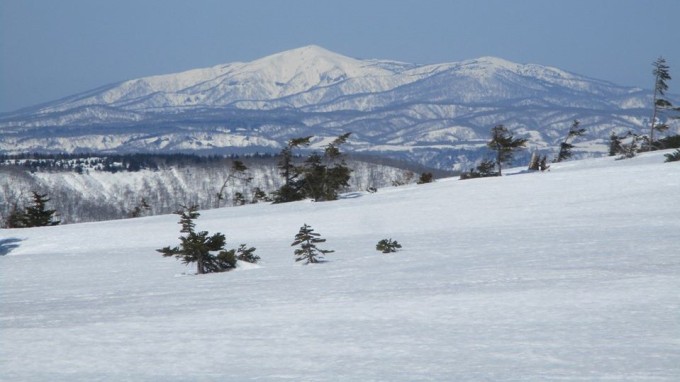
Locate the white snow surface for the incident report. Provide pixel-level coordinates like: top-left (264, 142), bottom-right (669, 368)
top-left (1, 152), bottom-right (679, 381)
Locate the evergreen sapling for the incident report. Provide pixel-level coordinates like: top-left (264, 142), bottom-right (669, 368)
top-left (291, 224), bottom-right (334, 264)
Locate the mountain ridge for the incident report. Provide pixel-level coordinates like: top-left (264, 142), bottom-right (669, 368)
top-left (1, 45), bottom-right (677, 170)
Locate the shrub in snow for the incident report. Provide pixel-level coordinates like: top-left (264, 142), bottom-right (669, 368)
top-left (376, 238), bottom-right (402, 253)
top-left (129, 197), bottom-right (151, 218)
top-left (664, 149), bottom-right (680, 162)
top-left (251, 187), bottom-right (271, 203)
top-left (291, 224), bottom-right (334, 264)
top-left (417, 172), bottom-right (434, 184)
top-left (157, 204), bottom-right (256, 274)
top-left (460, 159), bottom-right (498, 180)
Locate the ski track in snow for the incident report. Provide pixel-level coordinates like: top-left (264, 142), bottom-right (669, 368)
top-left (1, 151), bottom-right (679, 381)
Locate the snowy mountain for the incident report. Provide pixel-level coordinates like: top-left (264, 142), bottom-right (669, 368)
top-left (1, 45), bottom-right (677, 170)
top-left (2, 151), bottom-right (679, 380)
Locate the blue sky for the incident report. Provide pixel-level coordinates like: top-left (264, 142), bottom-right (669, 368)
top-left (1, 0), bottom-right (679, 113)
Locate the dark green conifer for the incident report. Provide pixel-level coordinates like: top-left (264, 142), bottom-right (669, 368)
top-left (300, 133), bottom-right (353, 201)
top-left (487, 125), bottom-right (527, 175)
top-left (291, 224), bottom-right (333, 264)
top-left (555, 120), bottom-right (586, 162)
top-left (22, 192), bottom-right (60, 227)
top-left (157, 205), bottom-right (252, 274)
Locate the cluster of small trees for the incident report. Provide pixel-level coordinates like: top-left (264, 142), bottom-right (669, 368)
top-left (158, 207), bottom-right (402, 274)
top-left (0, 152), bottom-right (252, 174)
top-left (5, 191), bottom-right (60, 228)
top-left (462, 56), bottom-right (679, 175)
top-left (273, 133), bottom-right (353, 203)
top-left (460, 124), bottom-right (528, 179)
top-left (609, 57), bottom-right (680, 159)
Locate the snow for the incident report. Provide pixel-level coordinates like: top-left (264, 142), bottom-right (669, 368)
top-left (1, 151), bottom-right (679, 381)
top-left (2, 45), bottom-right (678, 170)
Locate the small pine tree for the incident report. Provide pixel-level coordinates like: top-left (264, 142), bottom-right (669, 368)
top-left (291, 224), bottom-right (334, 264)
top-left (460, 159), bottom-right (497, 180)
top-left (251, 187), bottom-right (271, 203)
top-left (609, 132), bottom-right (624, 156)
top-left (487, 124), bottom-right (528, 175)
top-left (619, 132), bottom-right (641, 159)
top-left (157, 205), bottom-right (253, 274)
top-left (376, 239), bottom-right (402, 253)
top-left (22, 192), bottom-right (60, 227)
top-left (555, 120), bottom-right (586, 162)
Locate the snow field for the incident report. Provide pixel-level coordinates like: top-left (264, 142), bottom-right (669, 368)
top-left (1, 151), bottom-right (679, 381)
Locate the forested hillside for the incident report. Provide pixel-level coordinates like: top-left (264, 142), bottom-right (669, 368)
top-left (0, 153), bottom-right (444, 225)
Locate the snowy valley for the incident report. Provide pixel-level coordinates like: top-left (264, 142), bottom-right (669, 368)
top-left (1, 151), bottom-right (679, 381)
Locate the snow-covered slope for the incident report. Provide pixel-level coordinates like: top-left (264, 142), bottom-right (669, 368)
top-left (0, 157), bottom-right (423, 224)
top-left (1, 45), bottom-right (677, 170)
top-left (1, 152), bottom-right (679, 381)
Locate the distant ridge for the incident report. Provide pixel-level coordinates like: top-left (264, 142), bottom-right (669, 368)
top-left (1, 45), bottom-right (677, 170)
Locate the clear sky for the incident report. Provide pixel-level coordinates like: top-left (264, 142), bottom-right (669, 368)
top-left (1, 0), bottom-right (679, 113)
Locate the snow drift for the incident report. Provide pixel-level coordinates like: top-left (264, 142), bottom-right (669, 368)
top-left (1, 151), bottom-right (679, 381)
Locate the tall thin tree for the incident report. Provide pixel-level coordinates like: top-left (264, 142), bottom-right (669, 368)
top-left (273, 136), bottom-right (312, 203)
top-left (649, 56), bottom-right (673, 148)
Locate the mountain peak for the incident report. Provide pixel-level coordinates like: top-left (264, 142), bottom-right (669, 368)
top-left (242, 45), bottom-right (392, 91)
top-left (278, 44), bottom-right (339, 57)
top-left (249, 44), bottom-right (363, 72)
top-left (457, 56), bottom-right (523, 72)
